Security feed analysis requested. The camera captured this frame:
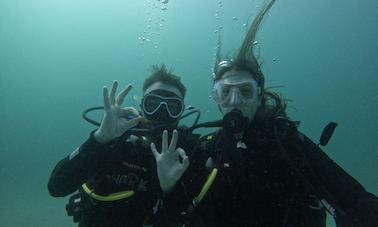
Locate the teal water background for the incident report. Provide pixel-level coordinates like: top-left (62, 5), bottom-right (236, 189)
top-left (0, 0), bottom-right (377, 226)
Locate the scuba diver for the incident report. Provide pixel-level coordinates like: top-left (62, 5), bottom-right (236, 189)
top-left (48, 65), bottom-right (200, 227)
top-left (158, 0), bottom-right (378, 226)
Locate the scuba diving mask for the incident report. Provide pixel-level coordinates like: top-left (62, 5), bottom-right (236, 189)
top-left (142, 93), bottom-right (184, 122)
top-left (212, 75), bottom-right (261, 106)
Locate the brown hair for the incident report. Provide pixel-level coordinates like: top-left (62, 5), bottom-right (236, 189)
top-left (143, 64), bottom-right (187, 97)
top-left (215, 0), bottom-right (288, 118)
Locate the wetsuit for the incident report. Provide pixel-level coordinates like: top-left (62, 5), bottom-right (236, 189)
top-left (48, 125), bottom-right (199, 227)
top-left (161, 117), bottom-right (378, 227)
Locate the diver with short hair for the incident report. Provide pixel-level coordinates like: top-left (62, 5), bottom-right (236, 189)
top-left (48, 65), bottom-right (198, 226)
top-left (159, 1), bottom-right (378, 226)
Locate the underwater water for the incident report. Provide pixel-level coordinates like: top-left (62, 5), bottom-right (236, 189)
top-left (0, 0), bottom-right (377, 226)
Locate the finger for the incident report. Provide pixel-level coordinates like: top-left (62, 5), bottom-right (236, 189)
top-left (126, 116), bottom-right (142, 128)
top-left (110, 80), bottom-right (118, 105)
top-left (169, 129), bottom-right (178, 152)
top-left (176, 148), bottom-right (187, 159)
top-left (121, 107), bottom-right (140, 117)
top-left (177, 148), bottom-right (189, 171)
top-left (116, 84), bottom-right (132, 106)
top-left (150, 142), bottom-right (159, 158)
top-left (181, 156), bottom-right (190, 171)
top-left (162, 130), bottom-right (168, 154)
top-left (103, 86), bottom-right (110, 110)
top-left (119, 109), bottom-right (142, 131)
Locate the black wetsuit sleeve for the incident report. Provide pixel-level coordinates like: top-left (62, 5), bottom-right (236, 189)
top-left (301, 135), bottom-right (378, 226)
top-left (48, 131), bottom-right (112, 197)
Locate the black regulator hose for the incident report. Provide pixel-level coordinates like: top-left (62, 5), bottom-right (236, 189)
top-left (82, 106), bottom-right (103, 127)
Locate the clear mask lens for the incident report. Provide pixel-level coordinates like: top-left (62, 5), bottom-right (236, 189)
top-left (212, 78), bottom-right (260, 105)
top-left (142, 94), bottom-right (184, 118)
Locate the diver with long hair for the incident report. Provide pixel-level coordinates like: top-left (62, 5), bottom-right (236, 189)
top-left (158, 1), bottom-right (378, 226)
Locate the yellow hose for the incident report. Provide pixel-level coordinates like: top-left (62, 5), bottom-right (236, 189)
top-left (82, 183), bottom-right (135, 202)
top-left (193, 168), bottom-right (218, 205)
